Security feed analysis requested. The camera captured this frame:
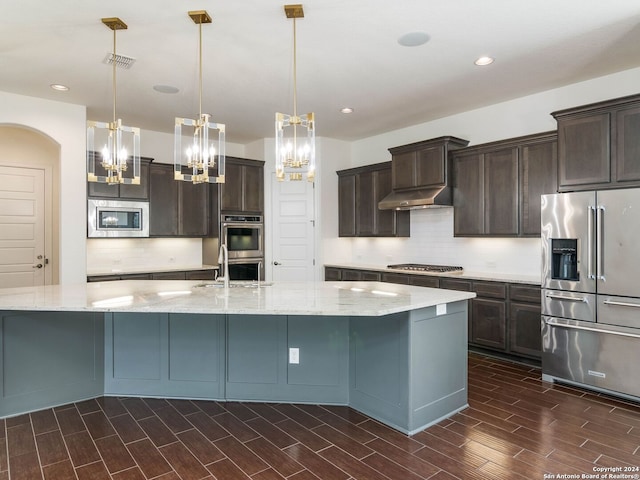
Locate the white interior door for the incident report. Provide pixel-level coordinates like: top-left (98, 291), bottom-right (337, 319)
top-left (0, 166), bottom-right (47, 288)
top-left (270, 174), bottom-right (315, 281)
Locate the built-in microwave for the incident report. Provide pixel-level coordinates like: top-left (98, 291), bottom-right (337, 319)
top-left (221, 214), bottom-right (263, 259)
top-left (87, 199), bottom-right (149, 238)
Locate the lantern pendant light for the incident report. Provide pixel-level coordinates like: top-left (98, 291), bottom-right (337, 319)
top-left (174, 10), bottom-right (226, 184)
top-left (275, 4), bottom-right (316, 182)
top-left (87, 17), bottom-right (141, 186)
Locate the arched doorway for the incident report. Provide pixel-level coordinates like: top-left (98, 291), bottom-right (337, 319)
top-left (0, 125), bottom-right (60, 286)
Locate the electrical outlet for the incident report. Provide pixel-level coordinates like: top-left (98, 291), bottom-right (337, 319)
top-left (289, 347), bottom-right (300, 364)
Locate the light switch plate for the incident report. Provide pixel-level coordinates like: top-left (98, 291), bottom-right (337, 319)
top-left (289, 347), bottom-right (300, 364)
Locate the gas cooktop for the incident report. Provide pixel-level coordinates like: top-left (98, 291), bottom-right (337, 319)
top-left (387, 264), bottom-right (464, 273)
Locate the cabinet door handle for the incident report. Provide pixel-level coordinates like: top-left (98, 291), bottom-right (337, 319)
top-left (32, 264), bottom-right (43, 269)
top-left (273, 261), bottom-right (281, 266)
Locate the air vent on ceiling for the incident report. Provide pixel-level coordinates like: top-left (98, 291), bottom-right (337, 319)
top-left (103, 52), bottom-right (136, 69)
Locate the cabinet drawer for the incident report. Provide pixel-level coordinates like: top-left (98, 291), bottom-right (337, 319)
top-left (381, 273), bottom-right (410, 285)
top-left (342, 269), bottom-right (364, 281)
top-left (122, 273), bottom-right (152, 280)
top-left (409, 276), bottom-right (440, 288)
top-left (509, 284), bottom-right (541, 304)
top-left (152, 272), bottom-right (187, 280)
top-left (324, 267), bottom-right (342, 281)
top-left (473, 281), bottom-right (507, 299)
top-left (440, 278), bottom-right (472, 292)
top-left (87, 275), bottom-right (121, 282)
top-left (361, 271), bottom-right (382, 281)
top-left (185, 270), bottom-right (217, 281)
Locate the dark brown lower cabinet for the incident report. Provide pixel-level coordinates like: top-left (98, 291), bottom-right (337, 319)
top-left (324, 267), bottom-right (342, 281)
top-left (471, 298), bottom-right (507, 350)
top-left (185, 270), bottom-right (216, 281)
top-left (87, 269), bottom-right (216, 282)
top-left (508, 284), bottom-right (542, 359)
top-left (152, 271), bottom-right (187, 280)
top-left (409, 276), bottom-right (439, 288)
top-left (509, 302), bottom-right (542, 359)
top-left (342, 269), bottom-right (364, 281)
top-left (381, 272), bottom-right (410, 284)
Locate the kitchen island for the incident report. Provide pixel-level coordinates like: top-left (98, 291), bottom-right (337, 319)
top-left (0, 280), bottom-right (474, 434)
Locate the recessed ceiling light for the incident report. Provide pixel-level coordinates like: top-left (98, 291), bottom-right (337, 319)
top-left (153, 84), bottom-right (179, 94)
top-left (50, 84), bottom-right (69, 92)
top-left (398, 32), bottom-right (430, 47)
top-left (340, 107), bottom-right (354, 114)
top-left (474, 56), bottom-right (495, 66)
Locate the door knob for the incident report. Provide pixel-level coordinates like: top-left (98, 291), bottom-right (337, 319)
top-left (273, 261), bottom-right (281, 265)
top-left (33, 264), bottom-right (43, 269)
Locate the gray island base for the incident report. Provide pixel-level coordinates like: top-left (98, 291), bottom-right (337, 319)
top-left (0, 280), bottom-right (475, 435)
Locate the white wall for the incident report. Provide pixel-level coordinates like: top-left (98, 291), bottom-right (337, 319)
top-left (341, 67), bottom-right (640, 278)
top-left (352, 67), bottom-right (640, 164)
top-left (86, 238), bottom-right (203, 273)
top-left (0, 91), bottom-right (86, 284)
top-left (139, 129), bottom-right (247, 164)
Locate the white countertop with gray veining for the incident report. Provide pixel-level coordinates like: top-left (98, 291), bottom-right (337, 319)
top-left (325, 263), bottom-right (541, 285)
top-left (0, 280), bottom-right (475, 317)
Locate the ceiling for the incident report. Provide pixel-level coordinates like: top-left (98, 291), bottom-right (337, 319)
top-left (2, 0), bottom-right (640, 144)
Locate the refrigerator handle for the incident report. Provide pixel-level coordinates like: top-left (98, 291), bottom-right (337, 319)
top-left (588, 205), bottom-right (596, 280)
top-left (596, 205), bottom-right (605, 281)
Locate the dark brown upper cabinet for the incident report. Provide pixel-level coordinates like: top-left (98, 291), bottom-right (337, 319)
top-left (219, 157), bottom-right (264, 214)
top-left (452, 131), bottom-right (557, 237)
top-left (552, 93), bottom-right (640, 191)
top-left (87, 156), bottom-right (152, 201)
top-left (337, 162), bottom-right (409, 237)
top-left (149, 163), bottom-right (209, 237)
top-left (388, 137), bottom-right (470, 191)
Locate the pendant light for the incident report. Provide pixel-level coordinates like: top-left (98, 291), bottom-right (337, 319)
top-left (174, 10), bottom-right (226, 184)
top-left (87, 17), bottom-right (141, 186)
top-left (275, 4), bottom-right (316, 182)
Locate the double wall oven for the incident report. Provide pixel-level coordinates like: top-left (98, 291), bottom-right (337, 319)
top-left (221, 214), bottom-right (264, 280)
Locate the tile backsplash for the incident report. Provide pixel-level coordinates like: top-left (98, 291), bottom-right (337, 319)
top-left (87, 238), bottom-right (205, 272)
top-left (350, 207), bottom-right (541, 276)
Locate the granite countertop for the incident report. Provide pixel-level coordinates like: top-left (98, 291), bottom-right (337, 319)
top-left (325, 263), bottom-right (541, 285)
top-left (0, 280), bottom-right (475, 317)
top-left (86, 264), bottom-right (218, 277)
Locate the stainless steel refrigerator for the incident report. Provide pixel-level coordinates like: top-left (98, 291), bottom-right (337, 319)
top-left (541, 188), bottom-right (640, 400)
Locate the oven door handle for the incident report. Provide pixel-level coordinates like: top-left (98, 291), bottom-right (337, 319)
top-left (544, 317), bottom-right (640, 339)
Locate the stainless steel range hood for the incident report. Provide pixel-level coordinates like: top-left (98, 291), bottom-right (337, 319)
top-left (378, 185), bottom-right (452, 210)
top-left (378, 136), bottom-right (469, 211)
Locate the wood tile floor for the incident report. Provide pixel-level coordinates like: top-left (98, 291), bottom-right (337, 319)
top-left (3, 352), bottom-right (640, 479)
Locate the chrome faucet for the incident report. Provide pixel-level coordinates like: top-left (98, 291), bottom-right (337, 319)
top-left (217, 244), bottom-right (230, 289)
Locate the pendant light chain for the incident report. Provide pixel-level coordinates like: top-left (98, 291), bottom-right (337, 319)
top-left (292, 16), bottom-right (297, 119)
top-left (112, 27), bottom-right (117, 124)
top-left (198, 20), bottom-right (203, 119)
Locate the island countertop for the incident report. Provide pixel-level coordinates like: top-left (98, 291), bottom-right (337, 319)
top-left (0, 280), bottom-right (475, 316)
